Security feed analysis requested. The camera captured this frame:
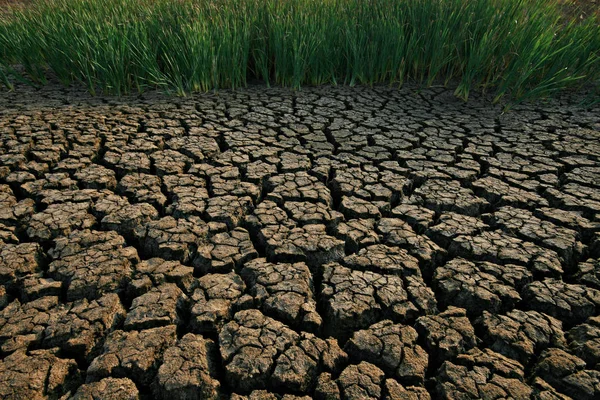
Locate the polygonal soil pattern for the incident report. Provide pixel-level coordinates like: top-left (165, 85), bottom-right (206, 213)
top-left (0, 82), bottom-right (599, 399)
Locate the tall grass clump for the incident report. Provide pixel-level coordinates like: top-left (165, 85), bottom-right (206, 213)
top-left (0, 0), bottom-right (255, 94)
top-left (0, 0), bottom-right (598, 102)
top-left (258, 0), bottom-right (345, 87)
top-left (0, 62), bottom-right (11, 89)
top-left (144, 0), bottom-right (253, 94)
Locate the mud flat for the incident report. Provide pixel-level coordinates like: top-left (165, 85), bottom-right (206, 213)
top-left (0, 83), bottom-right (599, 399)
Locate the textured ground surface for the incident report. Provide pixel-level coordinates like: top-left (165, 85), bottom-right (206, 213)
top-left (0, 82), bottom-right (599, 400)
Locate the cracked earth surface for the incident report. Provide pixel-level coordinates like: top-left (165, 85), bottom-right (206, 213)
top-left (0, 82), bottom-right (599, 399)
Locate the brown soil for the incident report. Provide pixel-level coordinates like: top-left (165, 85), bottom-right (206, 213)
top-left (1, 74), bottom-right (599, 400)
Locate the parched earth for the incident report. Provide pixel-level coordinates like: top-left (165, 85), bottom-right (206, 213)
top-left (0, 82), bottom-right (599, 400)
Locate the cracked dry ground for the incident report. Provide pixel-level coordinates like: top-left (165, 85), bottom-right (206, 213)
top-left (0, 83), bottom-right (599, 400)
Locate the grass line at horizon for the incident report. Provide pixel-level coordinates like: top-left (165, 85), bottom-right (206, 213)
top-left (0, 0), bottom-right (598, 103)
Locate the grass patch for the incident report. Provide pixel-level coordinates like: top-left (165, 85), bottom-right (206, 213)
top-left (0, 0), bottom-right (598, 102)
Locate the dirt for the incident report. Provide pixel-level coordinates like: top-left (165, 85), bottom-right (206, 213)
top-left (0, 79), bottom-right (599, 399)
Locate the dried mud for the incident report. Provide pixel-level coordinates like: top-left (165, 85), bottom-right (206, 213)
top-left (0, 82), bottom-right (599, 399)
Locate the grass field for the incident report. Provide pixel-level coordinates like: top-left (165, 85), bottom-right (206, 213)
top-left (0, 0), bottom-right (598, 103)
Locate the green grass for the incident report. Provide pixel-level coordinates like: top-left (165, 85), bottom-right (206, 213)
top-left (0, 0), bottom-right (598, 103)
